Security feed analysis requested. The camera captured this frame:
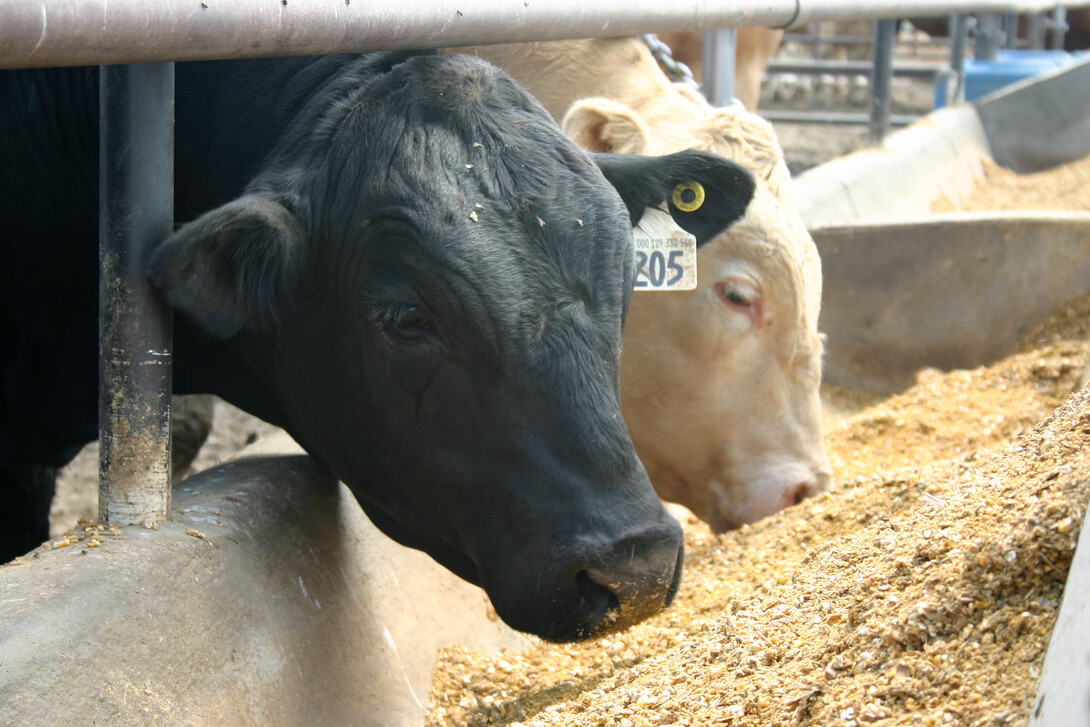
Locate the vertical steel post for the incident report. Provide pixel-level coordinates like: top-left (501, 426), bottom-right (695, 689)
top-left (869, 19), bottom-right (896, 144)
top-left (703, 27), bottom-right (737, 107)
top-left (99, 63), bottom-right (174, 527)
top-left (1027, 12), bottom-right (1046, 50)
top-left (1004, 12), bottom-right (1019, 48)
top-left (1049, 8), bottom-right (1068, 50)
top-left (949, 14), bottom-right (970, 105)
top-left (812, 21), bottom-right (825, 61)
top-left (976, 14), bottom-right (1003, 60)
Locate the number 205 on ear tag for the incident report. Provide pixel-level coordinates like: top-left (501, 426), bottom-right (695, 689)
top-left (632, 207), bottom-right (697, 291)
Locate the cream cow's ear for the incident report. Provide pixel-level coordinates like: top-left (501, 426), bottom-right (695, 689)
top-left (562, 98), bottom-right (649, 154)
top-left (672, 83), bottom-right (708, 109)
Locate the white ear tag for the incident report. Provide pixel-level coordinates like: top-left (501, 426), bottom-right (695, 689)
top-left (632, 207), bottom-right (697, 291)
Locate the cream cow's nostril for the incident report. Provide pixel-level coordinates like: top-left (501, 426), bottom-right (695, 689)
top-left (784, 482), bottom-right (816, 508)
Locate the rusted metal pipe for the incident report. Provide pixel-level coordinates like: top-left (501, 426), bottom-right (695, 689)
top-left (98, 63), bottom-right (174, 528)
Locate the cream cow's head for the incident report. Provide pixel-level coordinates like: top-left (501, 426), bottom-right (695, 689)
top-left (563, 92), bottom-right (833, 531)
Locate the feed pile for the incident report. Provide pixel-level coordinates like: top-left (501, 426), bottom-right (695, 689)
top-left (932, 154), bottom-right (1090, 213)
top-left (428, 342), bottom-right (1088, 727)
top-left (426, 154), bottom-right (1090, 727)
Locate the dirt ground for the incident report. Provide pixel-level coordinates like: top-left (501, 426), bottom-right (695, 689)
top-left (760, 61), bottom-right (939, 177)
top-left (424, 154), bottom-right (1090, 726)
top-left (49, 399), bottom-right (280, 538)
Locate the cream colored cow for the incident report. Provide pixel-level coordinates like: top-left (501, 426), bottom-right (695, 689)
top-left (451, 39), bottom-right (833, 531)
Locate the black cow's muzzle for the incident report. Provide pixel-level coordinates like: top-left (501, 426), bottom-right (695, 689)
top-left (574, 532), bottom-right (685, 637)
top-left (490, 514), bottom-right (685, 643)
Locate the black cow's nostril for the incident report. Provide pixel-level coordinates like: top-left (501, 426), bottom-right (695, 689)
top-left (575, 569), bottom-right (620, 623)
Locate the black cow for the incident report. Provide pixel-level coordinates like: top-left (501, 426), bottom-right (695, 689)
top-left (0, 52), bottom-right (755, 641)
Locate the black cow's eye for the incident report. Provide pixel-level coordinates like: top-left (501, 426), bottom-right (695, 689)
top-left (385, 303), bottom-right (434, 343)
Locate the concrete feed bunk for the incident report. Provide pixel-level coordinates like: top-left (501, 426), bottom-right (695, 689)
top-left (0, 437), bottom-right (528, 724)
top-left (3, 57), bottom-right (1089, 727)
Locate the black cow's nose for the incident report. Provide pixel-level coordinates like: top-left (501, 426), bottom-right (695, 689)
top-left (552, 522), bottom-right (683, 641)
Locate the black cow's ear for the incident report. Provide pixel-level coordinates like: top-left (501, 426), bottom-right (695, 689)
top-left (592, 149), bottom-right (756, 247)
top-left (148, 193), bottom-right (302, 338)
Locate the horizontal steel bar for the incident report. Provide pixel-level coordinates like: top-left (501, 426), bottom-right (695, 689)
top-left (784, 33), bottom-right (879, 44)
top-left (767, 59), bottom-right (951, 77)
top-left (1, 0), bottom-right (1087, 69)
top-left (785, 30), bottom-right (959, 47)
top-left (759, 109), bottom-right (922, 125)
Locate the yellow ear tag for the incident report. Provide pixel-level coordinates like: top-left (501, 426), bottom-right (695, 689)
top-left (671, 181), bottom-right (705, 212)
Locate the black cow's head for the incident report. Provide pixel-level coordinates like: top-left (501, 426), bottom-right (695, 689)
top-left (150, 52), bottom-right (754, 641)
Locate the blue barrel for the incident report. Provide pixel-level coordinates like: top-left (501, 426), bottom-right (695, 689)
top-left (935, 49), bottom-right (1085, 107)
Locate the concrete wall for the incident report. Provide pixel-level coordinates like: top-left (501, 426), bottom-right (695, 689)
top-left (977, 55), bottom-right (1090, 174)
top-left (814, 212), bottom-right (1090, 393)
top-left (796, 56), bottom-right (1090, 393)
top-left (792, 105), bottom-right (991, 227)
top-left (0, 434), bottom-right (528, 726)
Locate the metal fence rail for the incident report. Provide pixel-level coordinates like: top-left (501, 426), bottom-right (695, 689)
top-left (2, 0), bottom-right (1087, 70)
top-left (756, 6), bottom-right (1078, 137)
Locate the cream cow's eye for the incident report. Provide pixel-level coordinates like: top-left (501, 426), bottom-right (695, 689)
top-left (722, 287), bottom-right (753, 306)
top-left (714, 278), bottom-right (762, 327)
top-left (716, 281), bottom-right (757, 307)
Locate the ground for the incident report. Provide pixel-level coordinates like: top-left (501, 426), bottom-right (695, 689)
top-left (48, 399), bottom-right (280, 539)
top-left (765, 74), bottom-right (938, 177)
top-left (423, 152), bottom-right (1090, 727)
